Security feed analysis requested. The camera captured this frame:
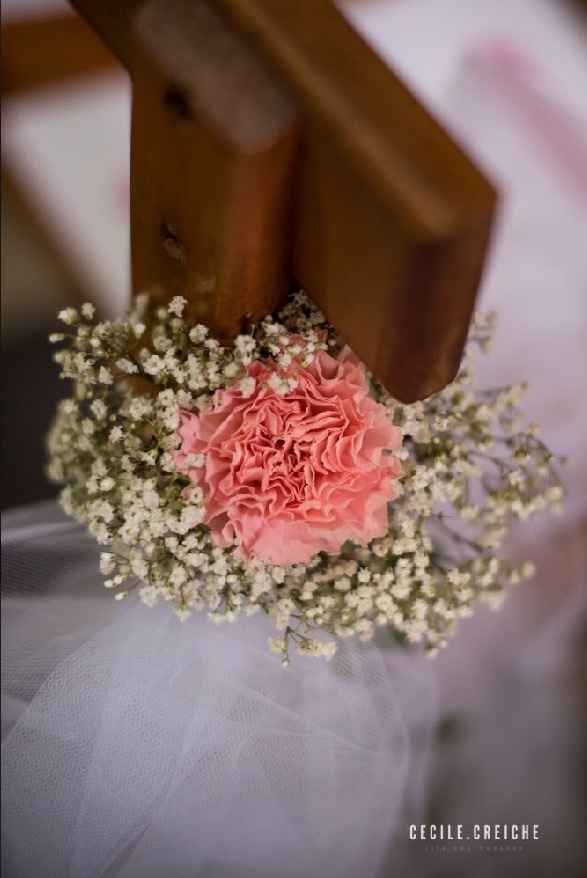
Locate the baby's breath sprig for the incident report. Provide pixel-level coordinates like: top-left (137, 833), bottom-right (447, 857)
top-left (47, 293), bottom-right (563, 661)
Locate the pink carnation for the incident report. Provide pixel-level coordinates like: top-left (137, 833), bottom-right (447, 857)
top-left (175, 350), bottom-right (402, 565)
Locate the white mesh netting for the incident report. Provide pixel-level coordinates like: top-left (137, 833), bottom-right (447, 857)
top-left (2, 502), bottom-right (438, 878)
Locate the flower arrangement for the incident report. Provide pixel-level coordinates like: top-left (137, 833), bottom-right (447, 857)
top-left (47, 292), bottom-right (564, 663)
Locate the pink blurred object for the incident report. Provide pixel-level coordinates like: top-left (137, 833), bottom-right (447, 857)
top-left (464, 39), bottom-right (587, 200)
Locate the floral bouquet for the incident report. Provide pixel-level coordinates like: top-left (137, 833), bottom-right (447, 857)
top-left (47, 292), bottom-right (564, 663)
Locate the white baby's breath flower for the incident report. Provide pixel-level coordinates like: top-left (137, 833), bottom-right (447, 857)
top-left (189, 324), bottom-right (208, 343)
top-left (81, 303), bottom-right (95, 319)
top-left (268, 637), bottom-right (287, 655)
top-left (160, 452), bottom-right (176, 472)
top-left (334, 577), bottom-right (351, 592)
top-left (174, 606), bottom-right (192, 622)
top-left (100, 553), bottom-right (116, 575)
top-left (129, 397), bottom-right (152, 420)
top-left (116, 358), bottom-right (138, 375)
top-left (223, 362), bottom-right (240, 379)
top-left (270, 566), bottom-right (285, 584)
top-left (109, 426), bottom-right (124, 443)
top-left (58, 307), bottom-right (79, 325)
top-left (143, 355), bottom-right (164, 377)
top-left (169, 565), bottom-right (188, 587)
top-left (180, 506), bottom-right (204, 530)
top-left (91, 399), bottom-right (108, 420)
top-left (239, 376), bottom-right (256, 398)
top-left (266, 372), bottom-right (292, 396)
top-left (168, 296), bottom-right (188, 316)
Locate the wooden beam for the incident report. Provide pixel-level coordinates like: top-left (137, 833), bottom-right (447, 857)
top-left (215, 0), bottom-right (497, 401)
top-left (73, 0), bottom-right (300, 337)
top-left (71, 0), bottom-right (497, 401)
top-left (69, 0), bottom-right (143, 66)
top-left (130, 0), bottom-right (300, 335)
top-left (1, 14), bottom-right (118, 96)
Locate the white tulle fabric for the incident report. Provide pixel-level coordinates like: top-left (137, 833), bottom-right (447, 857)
top-left (1, 504), bottom-right (438, 878)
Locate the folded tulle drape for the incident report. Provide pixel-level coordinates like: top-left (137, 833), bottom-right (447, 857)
top-left (1, 503), bottom-right (438, 878)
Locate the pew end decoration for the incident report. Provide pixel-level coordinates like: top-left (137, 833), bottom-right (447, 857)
top-left (47, 293), bottom-right (564, 664)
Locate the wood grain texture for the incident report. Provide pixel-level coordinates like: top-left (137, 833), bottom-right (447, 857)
top-left (1, 14), bottom-right (118, 95)
top-left (69, 0), bottom-right (143, 66)
top-left (215, 0), bottom-right (497, 401)
top-left (74, 0), bottom-right (301, 338)
top-left (72, 0), bottom-right (497, 401)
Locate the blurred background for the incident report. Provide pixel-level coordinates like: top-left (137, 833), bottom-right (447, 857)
top-left (2, 0), bottom-right (129, 508)
top-left (2, 1), bottom-right (586, 875)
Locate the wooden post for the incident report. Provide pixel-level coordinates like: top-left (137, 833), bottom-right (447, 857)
top-left (130, 0), bottom-right (300, 336)
top-left (1, 13), bottom-right (117, 95)
top-left (72, 0), bottom-right (300, 338)
top-left (71, 0), bottom-right (497, 401)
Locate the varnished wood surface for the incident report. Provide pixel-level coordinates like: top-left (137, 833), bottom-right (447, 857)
top-left (215, 0), bottom-right (497, 401)
top-left (71, 0), bottom-right (497, 401)
top-left (72, 0), bottom-right (302, 337)
top-left (130, 0), bottom-right (301, 335)
top-left (69, 1), bottom-right (143, 68)
top-left (1, 14), bottom-right (118, 95)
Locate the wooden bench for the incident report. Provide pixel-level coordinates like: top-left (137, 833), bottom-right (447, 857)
top-left (72, 0), bottom-right (497, 402)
